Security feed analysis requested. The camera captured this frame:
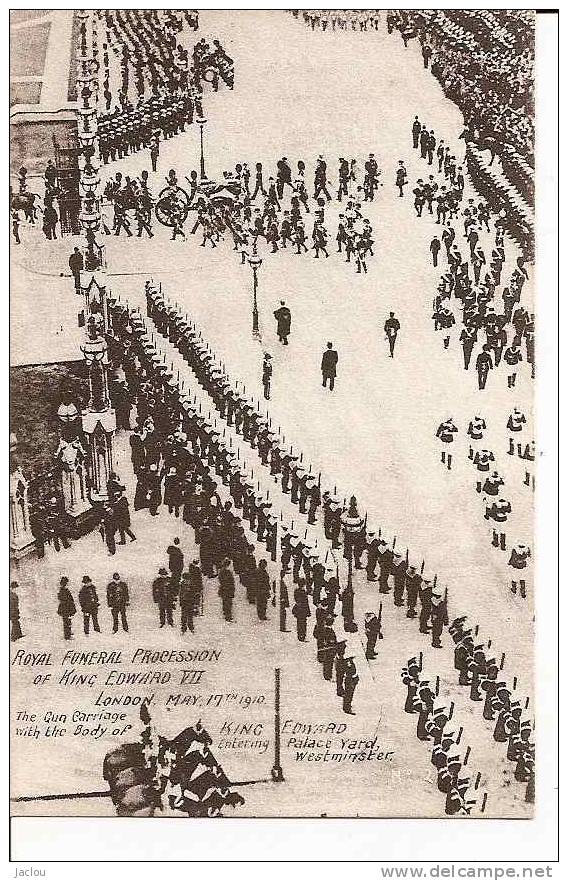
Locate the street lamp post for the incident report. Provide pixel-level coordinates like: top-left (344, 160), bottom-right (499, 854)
top-left (248, 241), bottom-right (262, 341)
top-left (196, 115), bottom-right (207, 181)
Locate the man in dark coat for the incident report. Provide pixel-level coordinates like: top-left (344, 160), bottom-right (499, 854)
top-left (179, 568), bottom-right (201, 633)
top-left (57, 576), bottom-right (76, 640)
top-left (321, 341), bottom-right (338, 390)
top-left (10, 581), bottom-right (23, 641)
top-left (107, 572), bottom-right (130, 633)
top-left (100, 503), bottom-right (118, 555)
top-left (68, 247), bottom-right (84, 293)
top-left (79, 575), bottom-right (100, 635)
top-left (218, 558), bottom-right (235, 621)
top-left (167, 537), bottom-right (184, 585)
top-left (129, 429), bottom-right (146, 475)
top-left (255, 559), bottom-right (271, 621)
top-left (152, 567), bottom-right (175, 627)
top-left (114, 494), bottom-right (136, 544)
top-left (273, 300), bottom-right (291, 345)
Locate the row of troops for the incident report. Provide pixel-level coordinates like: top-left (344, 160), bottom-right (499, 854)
top-left (97, 15), bottom-right (231, 164)
top-left (142, 285), bottom-right (451, 649)
top-left (410, 116), bottom-right (534, 387)
top-left (402, 656), bottom-right (485, 816)
top-left (98, 9), bottom-right (201, 104)
top-left (449, 616), bottom-right (534, 802)
top-left (104, 296), bottom-right (367, 714)
top-left (435, 413), bottom-right (532, 596)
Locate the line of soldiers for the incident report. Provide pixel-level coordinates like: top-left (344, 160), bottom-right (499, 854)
top-left (449, 616), bottom-right (534, 803)
top-left (97, 11), bottom-right (231, 166)
top-left (104, 171), bottom-right (155, 238)
top-left (435, 414), bottom-right (533, 594)
top-left (142, 285), bottom-right (451, 652)
top-left (99, 9), bottom-right (199, 103)
top-left (106, 294), bottom-right (367, 714)
top-left (401, 655), bottom-right (484, 816)
top-left (291, 9), bottom-right (383, 33)
top-left (410, 116), bottom-right (534, 389)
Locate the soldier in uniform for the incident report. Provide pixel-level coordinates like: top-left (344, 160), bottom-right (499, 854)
top-left (107, 572), bottom-right (130, 633)
top-left (384, 311), bottom-right (401, 357)
top-left (57, 576), bottom-right (76, 640)
top-left (255, 559), bottom-right (271, 621)
top-left (436, 418), bottom-right (458, 470)
top-left (364, 610), bottom-right (382, 659)
top-left (476, 345), bottom-right (493, 390)
top-left (292, 581), bottom-right (311, 641)
top-left (430, 592), bottom-right (448, 648)
top-left (218, 558), bottom-right (235, 622)
top-left (419, 577), bottom-right (433, 634)
top-left (79, 575), bottom-right (101, 635)
top-left (342, 656), bottom-right (359, 714)
top-left (405, 564), bottom-right (421, 618)
top-left (508, 543), bottom-right (530, 598)
top-left (262, 354), bottom-right (273, 400)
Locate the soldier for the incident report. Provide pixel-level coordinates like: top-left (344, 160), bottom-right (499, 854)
top-left (255, 559), bottom-right (271, 621)
top-left (405, 564), bottom-right (421, 618)
top-left (467, 415), bottom-right (486, 459)
top-left (476, 345), bottom-right (493, 390)
top-left (10, 581), bottom-right (23, 641)
top-left (366, 531), bottom-right (380, 581)
top-left (153, 567), bottom-right (175, 627)
top-left (392, 552), bottom-right (407, 605)
top-left (57, 576), bottom-right (76, 640)
top-left (218, 558), bottom-right (235, 622)
top-left (504, 343), bottom-right (523, 388)
top-left (395, 160), bottom-right (407, 197)
top-left (262, 354), bottom-right (273, 400)
top-left (430, 236), bottom-right (441, 267)
top-left (430, 593), bottom-right (448, 648)
top-left (320, 617), bottom-right (338, 681)
top-left (167, 536), bottom-right (184, 585)
top-left (419, 578), bottom-right (433, 634)
top-left (486, 497), bottom-right (512, 550)
top-left (509, 543), bottom-right (531, 598)
top-left (342, 656), bottom-right (359, 714)
top-left (412, 116), bottom-right (421, 149)
top-left (79, 575), bottom-right (101, 635)
top-left (384, 312), bottom-right (400, 357)
top-left (273, 300), bottom-right (291, 345)
top-left (292, 581), bottom-right (311, 641)
top-left (436, 417), bottom-right (458, 470)
top-left (107, 572), bottom-right (130, 633)
top-left (377, 539), bottom-right (393, 593)
top-left (364, 610), bottom-right (382, 659)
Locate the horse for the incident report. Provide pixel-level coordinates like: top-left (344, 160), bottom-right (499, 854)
top-left (11, 191), bottom-right (40, 223)
top-left (459, 127), bottom-right (501, 165)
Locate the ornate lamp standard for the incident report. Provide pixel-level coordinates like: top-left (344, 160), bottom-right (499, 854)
top-left (196, 115), bottom-right (208, 181)
top-left (75, 9), bottom-right (115, 503)
top-left (248, 240), bottom-right (262, 341)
